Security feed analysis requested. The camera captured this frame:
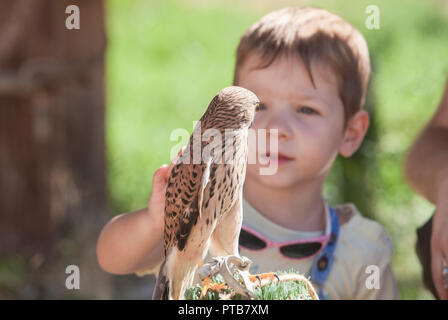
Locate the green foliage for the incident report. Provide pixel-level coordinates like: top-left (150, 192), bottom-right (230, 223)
top-left (0, 255), bottom-right (28, 297)
top-left (254, 277), bottom-right (312, 300)
top-left (107, 0), bottom-right (448, 299)
top-left (106, 0), bottom-right (259, 214)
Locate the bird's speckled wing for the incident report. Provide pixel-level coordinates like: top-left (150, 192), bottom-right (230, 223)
top-left (163, 143), bottom-right (211, 256)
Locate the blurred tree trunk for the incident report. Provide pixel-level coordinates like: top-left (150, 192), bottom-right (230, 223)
top-left (0, 0), bottom-right (111, 298)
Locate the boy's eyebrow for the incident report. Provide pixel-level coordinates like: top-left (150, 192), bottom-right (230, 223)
top-left (292, 91), bottom-right (333, 109)
top-left (256, 88), bottom-right (334, 110)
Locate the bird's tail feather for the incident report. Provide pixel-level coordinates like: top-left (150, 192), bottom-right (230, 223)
top-left (152, 260), bottom-right (170, 300)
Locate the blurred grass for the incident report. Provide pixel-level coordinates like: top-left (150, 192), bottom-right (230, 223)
top-left (185, 270), bottom-right (314, 300)
top-left (106, 0), bottom-right (448, 299)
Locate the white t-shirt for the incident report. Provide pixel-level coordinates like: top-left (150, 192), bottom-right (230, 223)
top-left (239, 198), bottom-right (399, 299)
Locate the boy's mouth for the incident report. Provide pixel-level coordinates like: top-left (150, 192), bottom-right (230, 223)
top-left (260, 151), bottom-right (295, 166)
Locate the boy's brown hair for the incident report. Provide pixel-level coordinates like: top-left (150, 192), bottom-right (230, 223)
top-left (233, 7), bottom-right (371, 124)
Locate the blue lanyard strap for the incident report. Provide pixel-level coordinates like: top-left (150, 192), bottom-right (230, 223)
top-left (310, 206), bottom-right (340, 299)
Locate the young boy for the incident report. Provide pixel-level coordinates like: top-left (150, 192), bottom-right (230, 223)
top-left (97, 7), bottom-right (399, 299)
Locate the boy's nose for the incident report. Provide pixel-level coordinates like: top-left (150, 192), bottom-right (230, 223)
top-left (266, 117), bottom-right (292, 142)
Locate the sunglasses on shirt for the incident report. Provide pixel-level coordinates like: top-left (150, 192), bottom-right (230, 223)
top-left (238, 224), bottom-right (330, 260)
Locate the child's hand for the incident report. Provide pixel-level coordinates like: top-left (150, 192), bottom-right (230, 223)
top-left (432, 172), bottom-right (448, 299)
top-left (147, 146), bottom-right (186, 234)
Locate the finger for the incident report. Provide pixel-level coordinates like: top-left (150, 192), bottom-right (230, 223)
top-left (153, 146), bottom-right (186, 193)
top-left (172, 146), bottom-right (187, 164)
top-left (168, 146), bottom-right (187, 175)
top-left (441, 250), bottom-right (448, 299)
top-left (431, 239), bottom-right (448, 299)
top-left (431, 248), bottom-right (444, 299)
top-left (152, 164), bottom-right (170, 190)
top-left (431, 205), bottom-right (448, 299)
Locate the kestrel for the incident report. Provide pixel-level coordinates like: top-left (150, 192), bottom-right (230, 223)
top-left (152, 86), bottom-right (259, 300)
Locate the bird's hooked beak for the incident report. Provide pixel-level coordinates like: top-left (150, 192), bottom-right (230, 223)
top-left (249, 102), bottom-right (260, 128)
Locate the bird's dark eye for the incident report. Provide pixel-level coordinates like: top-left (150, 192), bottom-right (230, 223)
top-left (298, 106), bottom-right (318, 115)
top-left (255, 103), bottom-right (266, 112)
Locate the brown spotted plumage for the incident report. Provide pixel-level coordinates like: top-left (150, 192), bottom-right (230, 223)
top-left (152, 86), bottom-right (259, 300)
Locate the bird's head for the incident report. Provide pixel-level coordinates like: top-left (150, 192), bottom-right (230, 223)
top-left (204, 86), bottom-right (260, 131)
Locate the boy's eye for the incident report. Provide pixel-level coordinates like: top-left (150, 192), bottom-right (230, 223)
top-left (255, 103), bottom-right (266, 112)
top-left (297, 106), bottom-right (318, 115)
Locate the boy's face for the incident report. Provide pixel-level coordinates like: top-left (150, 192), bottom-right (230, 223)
top-left (237, 53), bottom-right (364, 188)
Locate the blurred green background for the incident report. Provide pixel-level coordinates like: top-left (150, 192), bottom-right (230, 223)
top-left (106, 0), bottom-right (448, 299)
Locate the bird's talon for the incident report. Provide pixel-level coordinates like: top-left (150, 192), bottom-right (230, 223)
top-left (274, 273), bottom-right (280, 283)
top-left (249, 272), bottom-right (279, 286)
top-left (200, 276), bottom-right (228, 299)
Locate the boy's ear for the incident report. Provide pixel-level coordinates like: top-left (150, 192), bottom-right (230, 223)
top-left (339, 110), bottom-right (370, 158)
